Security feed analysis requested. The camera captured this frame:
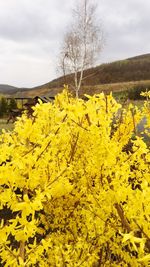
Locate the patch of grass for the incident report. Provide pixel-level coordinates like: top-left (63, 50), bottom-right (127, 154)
top-left (0, 118), bottom-right (14, 133)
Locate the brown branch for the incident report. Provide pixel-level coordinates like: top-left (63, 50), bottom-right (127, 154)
top-left (85, 113), bottom-right (91, 126)
top-left (114, 203), bottom-right (131, 232)
top-left (19, 241), bottom-right (25, 263)
top-left (98, 247), bottom-right (103, 266)
top-left (19, 188), bottom-right (28, 263)
top-left (4, 244), bottom-right (17, 260)
top-left (71, 119), bottom-right (89, 131)
top-left (22, 143), bottom-right (39, 157)
top-left (131, 108), bottom-right (137, 135)
top-left (105, 95), bottom-right (108, 114)
top-left (68, 132), bottom-right (79, 164)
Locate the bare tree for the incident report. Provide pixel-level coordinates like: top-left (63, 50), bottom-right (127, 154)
top-left (59, 0), bottom-right (104, 98)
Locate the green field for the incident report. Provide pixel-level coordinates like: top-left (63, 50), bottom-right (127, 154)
top-left (0, 118), bottom-right (14, 133)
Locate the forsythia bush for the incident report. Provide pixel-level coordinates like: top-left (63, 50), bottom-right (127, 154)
top-left (0, 89), bottom-right (150, 266)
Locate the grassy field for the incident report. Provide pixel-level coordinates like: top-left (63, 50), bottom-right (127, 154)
top-left (0, 118), bottom-right (14, 133)
top-left (122, 99), bottom-right (145, 109)
top-left (82, 80), bottom-right (150, 94)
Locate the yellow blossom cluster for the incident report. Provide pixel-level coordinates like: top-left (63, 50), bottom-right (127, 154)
top-left (0, 89), bottom-right (150, 266)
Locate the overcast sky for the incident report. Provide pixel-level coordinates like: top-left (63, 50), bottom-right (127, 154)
top-left (0, 0), bottom-right (149, 88)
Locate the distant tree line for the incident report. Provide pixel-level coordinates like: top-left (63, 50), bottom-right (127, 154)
top-left (0, 97), bottom-right (17, 117)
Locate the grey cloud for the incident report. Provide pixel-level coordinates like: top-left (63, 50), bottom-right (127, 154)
top-left (0, 0), bottom-right (149, 87)
top-left (0, 0), bottom-right (73, 43)
top-left (97, 0), bottom-right (150, 63)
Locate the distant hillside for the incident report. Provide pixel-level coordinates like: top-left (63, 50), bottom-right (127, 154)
top-left (22, 53), bottom-right (150, 97)
top-left (1, 53), bottom-right (150, 97)
top-left (0, 84), bottom-right (19, 95)
top-left (126, 54), bottom-right (150, 61)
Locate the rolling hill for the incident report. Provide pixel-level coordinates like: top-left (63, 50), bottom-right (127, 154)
top-left (0, 84), bottom-right (20, 95)
top-left (22, 53), bottom-right (150, 97)
top-left (1, 53), bottom-right (150, 97)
